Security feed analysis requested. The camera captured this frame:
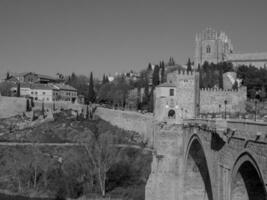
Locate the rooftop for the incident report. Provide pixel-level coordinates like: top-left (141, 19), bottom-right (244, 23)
top-left (227, 52), bottom-right (267, 61)
top-left (19, 83), bottom-right (55, 90)
top-left (52, 83), bottom-right (77, 91)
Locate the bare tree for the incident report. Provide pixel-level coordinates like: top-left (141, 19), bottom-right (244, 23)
top-left (83, 131), bottom-right (119, 197)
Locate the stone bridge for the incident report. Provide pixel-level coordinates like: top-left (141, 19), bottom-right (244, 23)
top-left (145, 119), bottom-right (267, 200)
top-left (95, 108), bottom-right (267, 200)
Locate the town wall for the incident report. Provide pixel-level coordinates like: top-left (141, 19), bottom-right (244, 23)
top-left (200, 87), bottom-right (247, 114)
top-left (34, 101), bottom-right (86, 112)
top-left (0, 96), bottom-right (27, 118)
top-left (94, 107), bottom-right (154, 145)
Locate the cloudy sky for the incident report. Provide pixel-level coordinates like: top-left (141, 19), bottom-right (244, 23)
top-left (0, 0), bottom-right (267, 78)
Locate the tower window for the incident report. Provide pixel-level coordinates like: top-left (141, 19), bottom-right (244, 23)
top-left (206, 45), bottom-right (211, 53)
top-left (168, 109), bottom-right (175, 119)
top-left (169, 89), bottom-right (174, 96)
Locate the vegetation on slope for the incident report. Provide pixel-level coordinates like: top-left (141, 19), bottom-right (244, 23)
top-left (0, 110), bottom-right (152, 200)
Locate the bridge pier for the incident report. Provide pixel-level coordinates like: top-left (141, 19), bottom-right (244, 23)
top-left (145, 123), bottom-right (185, 200)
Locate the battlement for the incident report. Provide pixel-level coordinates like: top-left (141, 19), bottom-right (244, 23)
top-left (200, 87), bottom-right (246, 94)
top-left (167, 70), bottom-right (199, 81)
top-left (176, 69), bottom-right (198, 76)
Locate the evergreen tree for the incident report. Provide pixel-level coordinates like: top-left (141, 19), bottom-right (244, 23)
top-left (152, 65), bottom-right (160, 86)
top-left (147, 63), bottom-right (152, 71)
top-left (232, 80), bottom-right (238, 90)
top-left (102, 74), bottom-right (109, 85)
top-left (88, 72), bottom-right (96, 103)
top-left (219, 69), bottom-right (224, 89)
top-left (16, 82), bottom-right (20, 97)
top-left (198, 64), bottom-right (204, 89)
top-left (105, 75), bottom-right (109, 83)
top-left (186, 58), bottom-right (192, 72)
top-left (26, 99), bottom-right (31, 112)
top-left (148, 87), bottom-right (154, 112)
top-left (168, 57), bottom-right (175, 66)
top-left (6, 72), bottom-right (10, 80)
top-left (144, 74), bottom-right (150, 104)
top-left (160, 61), bottom-right (165, 83)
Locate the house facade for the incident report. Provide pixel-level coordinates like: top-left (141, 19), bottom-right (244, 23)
top-left (11, 83), bottom-right (77, 102)
top-left (53, 84), bottom-right (78, 103)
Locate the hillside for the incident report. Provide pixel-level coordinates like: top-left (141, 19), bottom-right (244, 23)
top-left (0, 110), bottom-right (152, 200)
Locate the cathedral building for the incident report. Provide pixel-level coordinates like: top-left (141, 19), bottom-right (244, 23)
top-left (194, 28), bottom-right (267, 68)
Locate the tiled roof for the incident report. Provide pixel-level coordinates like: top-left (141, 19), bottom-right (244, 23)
top-left (227, 53), bottom-right (267, 61)
top-left (53, 83), bottom-right (77, 91)
top-left (20, 83), bottom-right (55, 90)
top-left (38, 74), bottom-right (58, 80)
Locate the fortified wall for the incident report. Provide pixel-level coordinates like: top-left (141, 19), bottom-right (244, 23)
top-left (155, 70), bottom-right (247, 120)
top-left (200, 87), bottom-right (247, 113)
top-left (0, 96), bottom-right (27, 118)
top-left (94, 107), bottom-right (154, 145)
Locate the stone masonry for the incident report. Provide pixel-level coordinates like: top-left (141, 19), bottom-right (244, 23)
top-left (95, 107), bottom-right (267, 200)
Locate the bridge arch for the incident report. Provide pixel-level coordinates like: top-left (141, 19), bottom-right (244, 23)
top-left (231, 151), bottom-right (267, 200)
top-left (183, 134), bottom-right (213, 200)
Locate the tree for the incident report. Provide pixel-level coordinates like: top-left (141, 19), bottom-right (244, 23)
top-left (148, 88), bottom-right (154, 112)
top-left (160, 61), bottom-right (165, 83)
top-left (26, 99), bottom-right (31, 112)
top-left (152, 65), bottom-right (160, 86)
top-left (84, 131), bottom-right (119, 197)
top-left (232, 80), bottom-right (238, 90)
top-left (147, 63), bottom-right (152, 71)
top-left (88, 72), bottom-right (96, 103)
top-left (168, 57), bottom-right (175, 66)
top-left (218, 69), bottom-right (224, 89)
top-left (6, 72), bottom-right (10, 80)
top-left (186, 58), bottom-right (192, 72)
top-left (102, 74), bottom-right (109, 85)
top-left (17, 82), bottom-right (20, 97)
top-left (143, 74), bottom-right (150, 105)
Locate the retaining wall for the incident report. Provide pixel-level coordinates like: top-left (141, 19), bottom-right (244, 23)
top-left (0, 96), bottom-right (27, 118)
top-left (94, 107), bottom-right (154, 145)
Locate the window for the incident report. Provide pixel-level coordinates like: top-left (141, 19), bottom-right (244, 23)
top-left (43, 92), bottom-right (46, 95)
top-left (168, 109), bottom-right (175, 119)
top-left (206, 45), bottom-right (211, 53)
top-left (31, 92), bottom-right (34, 94)
top-left (170, 89), bottom-right (174, 96)
top-left (35, 91), bottom-right (38, 95)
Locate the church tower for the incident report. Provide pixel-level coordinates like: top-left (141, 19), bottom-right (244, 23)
top-left (194, 28), bottom-right (233, 67)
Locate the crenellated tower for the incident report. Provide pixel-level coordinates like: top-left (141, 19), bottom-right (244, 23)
top-left (154, 70), bottom-right (200, 122)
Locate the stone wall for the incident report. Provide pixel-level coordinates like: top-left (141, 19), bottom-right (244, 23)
top-left (34, 101), bottom-right (86, 112)
top-left (167, 70), bottom-right (199, 118)
top-left (200, 87), bottom-right (247, 114)
top-left (0, 96), bottom-right (27, 118)
top-left (146, 119), bottom-right (267, 200)
top-left (94, 107), bottom-right (154, 145)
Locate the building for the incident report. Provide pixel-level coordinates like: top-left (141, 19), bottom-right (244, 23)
top-left (8, 72), bottom-right (61, 84)
top-left (11, 83), bottom-right (77, 103)
top-left (53, 83), bottom-right (78, 103)
top-left (195, 28), bottom-right (267, 68)
top-left (11, 83), bottom-right (56, 102)
top-left (154, 70), bottom-right (247, 122)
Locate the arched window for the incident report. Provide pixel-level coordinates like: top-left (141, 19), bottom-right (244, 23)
top-left (168, 109), bottom-right (175, 119)
top-left (206, 45), bottom-right (211, 53)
